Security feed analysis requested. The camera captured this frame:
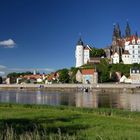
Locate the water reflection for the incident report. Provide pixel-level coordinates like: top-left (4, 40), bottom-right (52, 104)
top-left (0, 89), bottom-right (140, 111)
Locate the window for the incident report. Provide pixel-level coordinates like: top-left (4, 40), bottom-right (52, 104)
top-left (133, 50), bottom-right (135, 54)
top-left (137, 70), bottom-right (139, 73)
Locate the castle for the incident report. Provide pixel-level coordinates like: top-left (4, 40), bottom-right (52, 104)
top-left (75, 22), bottom-right (140, 67)
top-left (105, 22), bottom-right (140, 64)
top-left (75, 38), bottom-right (91, 67)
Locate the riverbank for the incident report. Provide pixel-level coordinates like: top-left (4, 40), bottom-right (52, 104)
top-left (0, 103), bottom-right (140, 140)
top-left (0, 83), bottom-right (139, 91)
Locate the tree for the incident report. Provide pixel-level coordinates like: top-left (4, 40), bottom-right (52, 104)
top-left (96, 58), bottom-right (110, 82)
top-left (58, 69), bottom-right (70, 83)
top-left (90, 48), bottom-right (106, 57)
top-left (70, 67), bottom-right (79, 83)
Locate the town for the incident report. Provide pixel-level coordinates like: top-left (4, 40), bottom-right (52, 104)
top-left (2, 22), bottom-right (140, 85)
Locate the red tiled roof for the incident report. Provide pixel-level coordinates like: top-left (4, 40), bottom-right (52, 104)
top-left (22, 75), bottom-right (42, 79)
top-left (81, 69), bottom-right (94, 75)
top-left (126, 35), bottom-right (138, 45)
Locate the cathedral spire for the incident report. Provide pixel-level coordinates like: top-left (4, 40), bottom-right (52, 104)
top-left (125, 21), bottom-right (131, 38)
top-left (112, 23), bottom-right (121, 39)
top-left (116, 23), bottom-right (121, 38)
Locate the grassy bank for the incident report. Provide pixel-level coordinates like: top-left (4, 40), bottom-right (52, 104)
top-left (0, 104), bottom-right (140, 140)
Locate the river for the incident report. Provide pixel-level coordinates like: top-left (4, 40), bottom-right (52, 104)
top-left (0, 89), bottom-right (140, 111)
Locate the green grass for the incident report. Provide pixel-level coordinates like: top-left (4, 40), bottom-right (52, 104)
top-left (0, 104), bottom-right (140, 139)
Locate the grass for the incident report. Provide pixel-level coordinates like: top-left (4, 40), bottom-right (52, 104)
top-left (0, 104), bottom-right (140, 139)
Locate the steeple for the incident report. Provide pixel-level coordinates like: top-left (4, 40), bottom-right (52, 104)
top-left (125, 21), bottom-right (131, 38)
top-left (116, 23), bottom-right (121, 38)
top-left (112, 23), bottom-right (121, 39)
top-left (77, 37), bottom-right (84, 46)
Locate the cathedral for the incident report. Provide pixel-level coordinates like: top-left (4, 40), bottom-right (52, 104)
top-left (105, 22), bottom-right (140, 64)
top-left (75, 22), bottom-right (140, 67)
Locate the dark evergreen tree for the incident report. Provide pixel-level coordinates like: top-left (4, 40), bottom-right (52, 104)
top-left (125, 22), bottom-right (131, 38)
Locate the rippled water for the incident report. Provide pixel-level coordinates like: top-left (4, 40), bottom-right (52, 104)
top-left (0, 89), bottom-right (140, 111)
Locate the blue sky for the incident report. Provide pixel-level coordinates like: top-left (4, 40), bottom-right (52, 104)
top-left (0, 0), bottom-right (140, 75)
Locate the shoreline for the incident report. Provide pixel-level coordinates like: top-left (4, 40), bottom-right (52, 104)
top-left (0, 83), bottom-right (139, 91)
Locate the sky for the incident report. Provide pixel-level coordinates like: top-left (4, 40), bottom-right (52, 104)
top-left (0, 0), bottom-right (140, 75)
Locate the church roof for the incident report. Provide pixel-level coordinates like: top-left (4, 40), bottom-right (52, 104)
top-left (77, 37), bottom-right (84, 45)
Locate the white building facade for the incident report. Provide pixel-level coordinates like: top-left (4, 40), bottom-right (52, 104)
top-left (75, 38), bottom-right (90, 67)
top-left (111, 52), bottom-right (119, 64)
top-left (124, 36), bottom-right (140, 64)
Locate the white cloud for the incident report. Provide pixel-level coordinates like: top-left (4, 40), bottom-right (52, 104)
top-left (0, 39), bottom-right (16, 48)
top-left (0, 65), bottom-right (6, 69)
top-left (0, 71), bottom-right (5, 76)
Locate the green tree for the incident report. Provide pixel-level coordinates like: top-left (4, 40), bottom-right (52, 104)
top-left (69, 67), bottom-right (79, 83)
top-left (96, 58), bottom-right (110, 82)
top-left (90, 48), bottom-right (106, 57)
top-left (59, 69), bottom-right (70, 83)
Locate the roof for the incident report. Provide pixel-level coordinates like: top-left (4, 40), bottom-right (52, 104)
top-left (22, 74), bottom-right (43, 79)
top-left (77, 37), bottom-right (84, 46)
top-left (122, 50), bottom-right (130, 55)
top-left (125, 35), bottom-right (139, 45)
top-left (81, 69), bottom-right (94, 75)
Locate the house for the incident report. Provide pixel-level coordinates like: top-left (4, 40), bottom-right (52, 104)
top-left (120, 75), bottom-right (132, 83)
top-left (87, 57), bottom-right (101, 64)
top-left (122, 50), bottom-right (131, 64)
top-left (111, 52), bottom-right (119, 64)
top-left (76, 68), bottom-right (98, 84)
top-left (130, 68), bottom-right (140, 84)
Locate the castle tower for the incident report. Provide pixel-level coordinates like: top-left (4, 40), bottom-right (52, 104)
top-left (75, 38), bottom-right (84, 67)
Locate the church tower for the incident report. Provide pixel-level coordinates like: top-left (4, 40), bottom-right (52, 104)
top-left (125, 22), bottom-right (131, 38)
top-left (75, 38), bottom-right (84, 67)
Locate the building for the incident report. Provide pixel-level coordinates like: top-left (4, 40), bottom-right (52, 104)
top-left (87, 57), bottom-right (101, 64)
top-left (76, 69), bottom-right (98, 84)
top-left (75, 38), bottom-right (91, 67)
top-left (130, 68), bottom-right (140, 84)
top-left (124, 35), bottom-right (140, 64)
top-left (105, 22), bottom-right (140, 64)
top-left (111, 52), bottom-right (120, 64)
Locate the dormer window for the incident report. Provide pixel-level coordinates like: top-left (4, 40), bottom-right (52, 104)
top-left (132, 40), bottom-right (135, 45)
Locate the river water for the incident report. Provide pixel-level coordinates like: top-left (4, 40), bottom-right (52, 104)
top-left (0, 89), bottom-right (140, 111)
